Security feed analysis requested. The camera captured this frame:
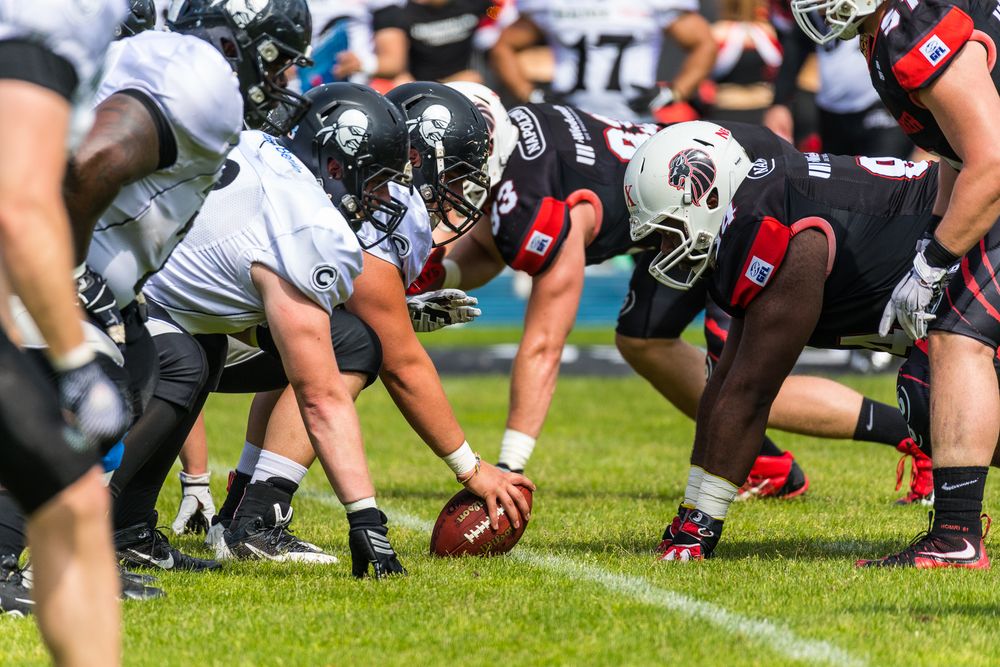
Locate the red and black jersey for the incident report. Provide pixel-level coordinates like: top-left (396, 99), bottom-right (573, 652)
top-left (865, 0), bottom-right (1000, 164)
top-left (708, 133), bottom-right (939, 353)
top-left (490, 103), bottom-right (661, 275)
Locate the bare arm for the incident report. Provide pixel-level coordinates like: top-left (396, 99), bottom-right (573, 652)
top-left (699, 231), bottom-right (828, 485)
top-left (918, 43), bottom-right (1000, 256)
top-left (64, 92), bottom-right (161, 263)
top-left (254, 265), bottom-right (374, 503)
top-left (506, 207), bottom-right (589, 438)
top-left (373, 27), bottom-right (409, 79)
top-left (447, 216), bottom-right (506, 290)
top-left (664, 13), bottom-right (717, 101)
top-left (489, 17), bottom-right (545, 103)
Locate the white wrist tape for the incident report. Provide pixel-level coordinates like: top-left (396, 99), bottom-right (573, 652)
top-left (499, 429), bottom-right (536, 471)
top-left (441, 258), bottom-right (461, 290)
top-left (344, 496), bottom-right (377, 514)
top-left (441, 441), bottom-right (477, 476)
top-left (49, 342), bottom-right (95, 372)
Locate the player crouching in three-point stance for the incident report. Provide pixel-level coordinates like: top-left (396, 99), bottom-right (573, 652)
top-left (790, 0), bottom-right (1000, 568)
top-left (623, 121), bottom-right (983, 564)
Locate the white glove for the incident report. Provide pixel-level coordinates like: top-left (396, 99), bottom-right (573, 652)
top-left (407, 289), bottom-right (481, 333)
top-left (879, 248), bottom-right (953, 340)
top-left (171, 471), bottom-right (216, 536)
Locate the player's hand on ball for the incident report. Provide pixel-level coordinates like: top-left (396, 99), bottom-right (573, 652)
top-left (171, 471), bottom-right (216, 535)
top-left (407, 289), bottom-right (480, 332)
top-left (464, 462), bottom-right (535, 531)
top-left (347, 508), bottom-right (407, 579)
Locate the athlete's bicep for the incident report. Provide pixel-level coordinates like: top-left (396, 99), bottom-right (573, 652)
top-left (496, 17), bottom-right (543, 51)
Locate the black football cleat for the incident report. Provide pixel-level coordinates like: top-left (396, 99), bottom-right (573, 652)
top-left (737, 451), bottom-right (809, 500)
top-left (118, 564), bottom-right (165, 601)
top-left (857, 512), bottom-right (990, 569)
top-left (220, 505), bottom-right (338, 564)
top-left (0, 556), bottom-right (33, 617)
top-left (657, 510), bottom-right (724, 562)
top-left (115, 512), bottom-right (221, 572)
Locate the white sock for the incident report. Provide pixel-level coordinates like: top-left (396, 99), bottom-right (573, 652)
top-left (344, 497), bottom-right (377, 514)
top-left (498, 429), bottom-right (536, 471)
top-left (236, 441), bottom-right (262, 476)
top-left (697, 473), bottom-right (739, 520)
top-left (683, 465), bottom-right (704, 508)
top-left (251, 450), bottom-right (308, 486)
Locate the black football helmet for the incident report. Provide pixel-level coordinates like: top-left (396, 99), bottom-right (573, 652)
top-left (385, 82), bottom-right (490, 246)
top-left (167, 0), bottom-right (314, 134)
top-left (285, 83), bottom-right (412, 250)
top-left (115, 0), bottom-right (157, 39)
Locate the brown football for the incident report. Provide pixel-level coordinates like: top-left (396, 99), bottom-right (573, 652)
top-left (429, 486), bottom-right (533, 557)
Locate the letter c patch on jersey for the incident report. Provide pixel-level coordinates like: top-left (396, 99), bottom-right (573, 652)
top-left (310, 264), bottom-right (340, 291)
top-left (891, 7), bottom-right (973, 91)
top-left (510, 197), bottom-right (568, 275)
top-left (731, 217), bottom-right (791, 309)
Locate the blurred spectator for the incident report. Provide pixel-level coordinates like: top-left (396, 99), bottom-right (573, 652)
top-left (706, 0), bottom-right (781, 126)
top-left (301, 0), bottom-right (400, 87)
top-left (764, 1), bottom-right (912, 157)
top-left (490, 0), bottom-right (716, 122)
top-left (373, 0), bottom-right (498, 83)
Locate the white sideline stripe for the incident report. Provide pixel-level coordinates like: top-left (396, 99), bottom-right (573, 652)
top-left (304, 494), bottom-right (866, 667)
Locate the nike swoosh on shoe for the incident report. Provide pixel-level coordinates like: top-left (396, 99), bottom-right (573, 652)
top-left (917, 539), bottom-right (976, 560)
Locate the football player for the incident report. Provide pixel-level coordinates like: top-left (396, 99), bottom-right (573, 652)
top-left (0, 0), bottom-right (129, 660)
top-left (792, 0), bottom-right (1000, 568)
top-left (624, 121), bottom-right (946, 562)
top-left (410, 83), bottom-right (926, 513)
top-left (490, 0), bottom-right (716, 122)
top-left (199, 82), bottom-right (533, 561)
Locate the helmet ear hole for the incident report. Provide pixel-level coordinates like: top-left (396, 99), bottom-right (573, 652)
top-left (706, 187), bottom-right (719, 210)
top-left (409, 147), bottom-right (422, 168)
top-left (327, 158), bottom-right (344, 181)
top-left (220, 37), bottom-right (238, 59)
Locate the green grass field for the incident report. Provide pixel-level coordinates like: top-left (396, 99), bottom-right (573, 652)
top-left (2, 372), bottom-right (999, 666)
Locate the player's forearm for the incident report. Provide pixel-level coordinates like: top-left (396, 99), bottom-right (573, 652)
top-left (703, 385), bottom-right (777, 485)
top-left (294, 383), bottom-right (375, 504)
top-left (933, 160), bottom-right (1000, 257)
top-left (671, 39), bottom-right (716, 101)
top-left (506, 335), bottom-right (562, 438)
top-left (63, 153), bottom-right (125, 264)
top-left (490, 44), bottom-right (534, 102)
top-left (380, 346), bottom-right (467, 456)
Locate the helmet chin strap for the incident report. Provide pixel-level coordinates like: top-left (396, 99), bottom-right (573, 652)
top-left (682, 178), bottom-right (693, 206)
top-left (433, 140), bottom-right (445, 176)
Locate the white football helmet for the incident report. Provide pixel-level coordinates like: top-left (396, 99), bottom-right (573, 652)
top-left (446, 81), bottom-right (519, 206)
top-left (624, 121), bottom-right (751, 290)
top-left (791, 0), bottom-right (884, 45)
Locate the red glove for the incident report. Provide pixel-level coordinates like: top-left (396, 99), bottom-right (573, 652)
top-left (406, 247), bottom-right (447, 296)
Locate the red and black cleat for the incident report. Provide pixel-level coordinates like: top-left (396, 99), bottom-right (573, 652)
top-left (894, 438), bottom-right (934, 505)
top-left (856, 512), bottom-right (991, 569)
top-left (657, 510), bottom-right (724, 562)
top-left (737, 451), bottom-right (809, 501)
top-left (655, 505), bottom-right (691, 554)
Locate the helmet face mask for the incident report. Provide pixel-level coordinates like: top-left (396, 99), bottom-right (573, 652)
top-left (168, 0), bottom-right (314, 135)
top-left (387, 82), bottom-right (491, 247)
top-left (115, 0), bottom-right (156, 39)
top-left (624, 121), bottom-right (751, 291)
top-left (285, 83), bottom-right (412, 250)
top-left (791, 0), bottom-right (883, 45)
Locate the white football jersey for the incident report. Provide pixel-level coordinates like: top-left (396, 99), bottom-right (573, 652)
top-left (86, 30), bottom-right (243, 307)
top-left (144, 131), bottom-right (364, 335)
top-left (517, 0), bottom-right (697, 120)
top-left (357, 183), bottom-right (433, 287)
top-left (814, 38), bottom-right (880, 114)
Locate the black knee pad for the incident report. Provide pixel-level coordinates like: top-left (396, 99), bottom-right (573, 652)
top-left (897, 343), bottom-right (932, 457)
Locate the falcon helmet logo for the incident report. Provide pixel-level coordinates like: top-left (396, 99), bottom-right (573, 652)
top-left (667, 149), bottom-right (716, 206)
top-left (413, 104), bottom-right (452, 145)
top-left (318, 108), bottom-right (370, 157)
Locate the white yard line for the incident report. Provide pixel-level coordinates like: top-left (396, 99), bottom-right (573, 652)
top-left (306, 493), bottom-right (867, 667)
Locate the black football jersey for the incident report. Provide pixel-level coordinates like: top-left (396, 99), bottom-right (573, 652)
top-left (490, 103), bottom-right (662, 275)
top-left (708, 136), bottom-right (939, 353)
top-left (865, 0), bottom-right (1000, 164)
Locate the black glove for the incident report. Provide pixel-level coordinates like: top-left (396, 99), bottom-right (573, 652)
top-left (628, 85), bottom-right (676, 114)
top-left (75, 264), bottom-right (126, 351)
top-left (57, 358), bottom-right (130, 451)
top-left (347, 508), bottom-right (407, 579)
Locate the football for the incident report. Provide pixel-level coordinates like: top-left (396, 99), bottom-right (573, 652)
top-left (429, 486), bottom-right (534, 557)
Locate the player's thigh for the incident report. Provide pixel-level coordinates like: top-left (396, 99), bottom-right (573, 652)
top-left (616, 249), bottom-right (709, 344)
top-left (931, 221), bottom-right (1000, 351)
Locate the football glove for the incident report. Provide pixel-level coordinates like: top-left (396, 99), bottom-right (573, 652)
top-left (75, 264), bottom-right (126, 351)
top-left (171, 471), bottom-right (217, 535)
top-left (407, 289), bottom-right (480, 332)
top-left (57, 359), bottom-right (130, 451)
top-left (406, 247), bottom-right (446, 296)
top-left (879, 243), bottom-right (956, 340)
top-left (628, 85), bottom-right (676, 114)
top-left (347, 508), bottom-right (407, 579)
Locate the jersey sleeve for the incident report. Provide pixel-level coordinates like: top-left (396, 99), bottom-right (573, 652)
top-left (491, 107), bottom-right (570, 276)
top-left (356, 183), bottom-right (434, 286)
top-left (883, 0), bottom-right (974, 92)
top-left (250, 209), bottom-right (365, 317)
top-left (713, 216), bottom-right (792, 314)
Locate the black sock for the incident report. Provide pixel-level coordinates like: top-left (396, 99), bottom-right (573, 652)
top-left (0, 492), bottom-right (26, 559)
top-left (933, 466), bottom-right (988, 538)
top-left (853, 397), bottom-right (910, 447)
top-left (217, 471), bottom-right (252, 523)
top-left (231, 478), bottom-right (298, 530)
top-left (759, 436), bottom-right (784, 457)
